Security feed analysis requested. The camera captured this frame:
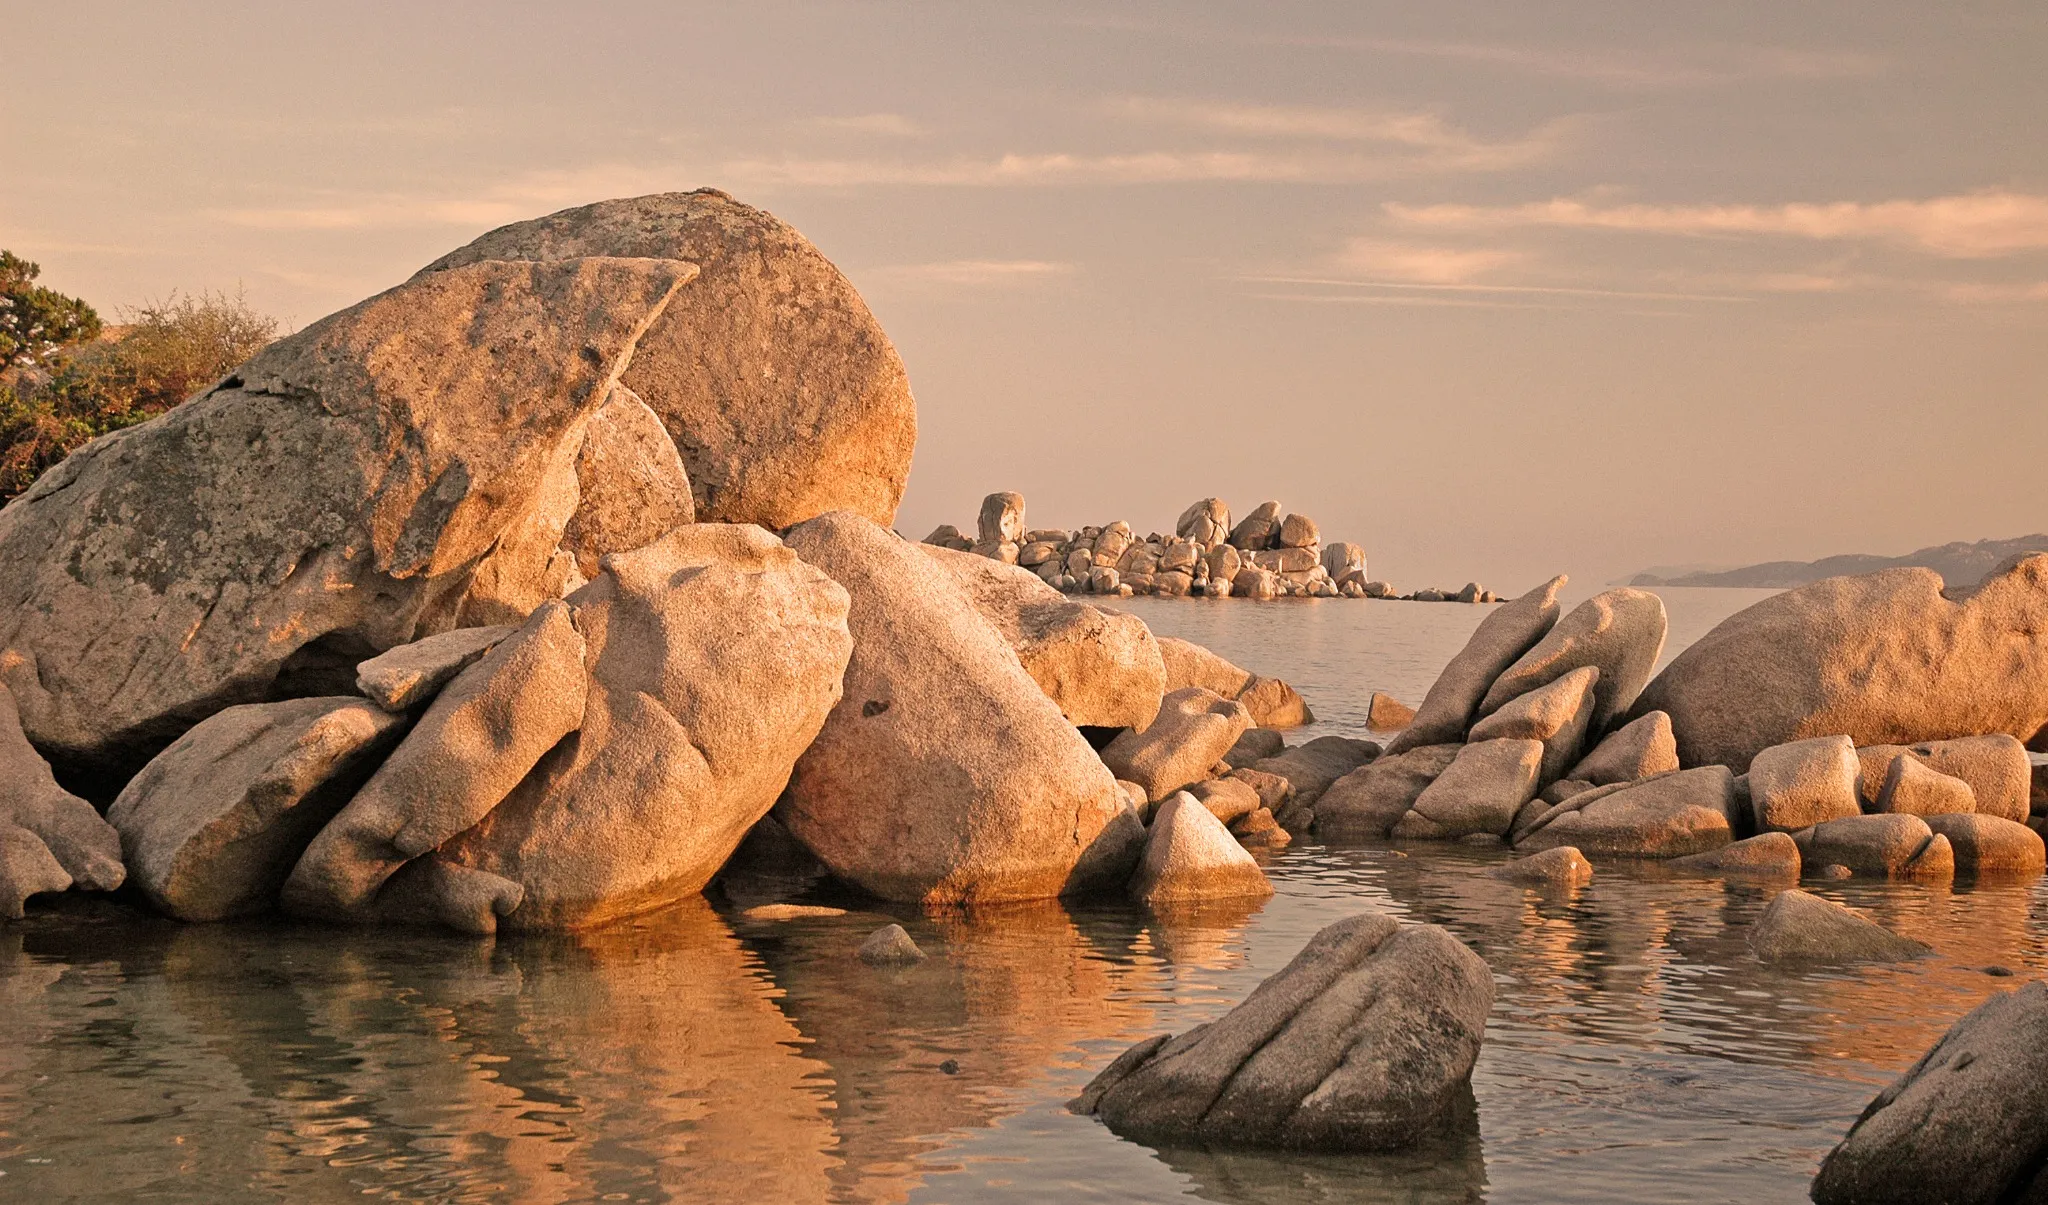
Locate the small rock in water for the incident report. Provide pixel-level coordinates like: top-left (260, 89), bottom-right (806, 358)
top-left (742, 904), bottom-right (849, 921)
top-left (1817, 863), bottom-right (1854, 879)
top-left (938, 1059), bottom-right (961, 1075)
top-left (1365, 692), bottom-right (1417, 732)
top-left (1985, 965), bottom-right (2016, 977)
top-left (1748, 888), bottom-right (1929, 965)
top-left (859, 923), bottom-right (926, 965)
top-left (1487, 846), bottom-right (1593, 888)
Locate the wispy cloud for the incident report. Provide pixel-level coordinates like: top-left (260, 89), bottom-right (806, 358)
top-left (808, 113), bottom-right (927, 138)
top-left (1249, 276), bottom-right (1751, 304)
top-left (868, 259), bottom-right (1074, 287)
top-left (1112, 98), bottom-right (1575, 171)
top-left (1386, 192), bottom-right (2048, 258)
top-left (1334, 237), bottom-right (1529, 284)
top-left (1270, 35), bottom-right (1884, 89)
top-left (211, 165), bottom-right (702, 231)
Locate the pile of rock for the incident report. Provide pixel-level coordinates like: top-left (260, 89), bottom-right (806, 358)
top-left (0, 190), bottom-right (1342, 930)
top-left (926, 494), bottom-right (1382, 599)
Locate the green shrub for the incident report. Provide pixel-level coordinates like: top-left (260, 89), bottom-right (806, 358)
top-left (0, 289), bottom-right (276, 501)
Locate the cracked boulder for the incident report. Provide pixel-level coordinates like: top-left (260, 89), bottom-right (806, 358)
top-left (1071, 912), bottom-right (1492, 1151)
top-left (417, 190), bottom-right (918, 531)
top-left (778, 512), bottom-right (1140, 905)
top-left (396, 524), bottom-right (854, 931)
top-left (0, 683), bottom-right (124, 918)
top-left (0, 255), bottom-right (694, 791)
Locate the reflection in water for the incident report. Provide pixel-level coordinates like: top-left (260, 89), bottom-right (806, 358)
top-left (8, 587), bottom-right (2048, 1202)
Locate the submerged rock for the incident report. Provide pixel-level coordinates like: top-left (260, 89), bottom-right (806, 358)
top-left (1366, 692), bottom-right (1417, 733)
top-left (859, 923), bottom-right (927, 966)
top-left (1813, 980), bottom-right (2048, 1205)
top-left (1748, 889), bottom-right (1930, 964)
top-left (1071, 912), bottom-right (1492, 1151)
top-left (1487, 846), bottom-right (1593, 888)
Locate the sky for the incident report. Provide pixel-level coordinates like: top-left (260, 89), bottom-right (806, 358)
top-left (6, 1), bottom-right (2045, 592)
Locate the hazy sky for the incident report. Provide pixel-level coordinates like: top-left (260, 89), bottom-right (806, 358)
top-left (8, 2), bottom-right (2044, 590)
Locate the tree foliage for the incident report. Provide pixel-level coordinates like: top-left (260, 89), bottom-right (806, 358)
top-left (0, 275), bottom-right (276, 501)
top-left (0, 251), bottom-right (102, 370)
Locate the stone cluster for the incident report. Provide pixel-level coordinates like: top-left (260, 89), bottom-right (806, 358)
top-left (925, 492), bottom-right (1497, 602)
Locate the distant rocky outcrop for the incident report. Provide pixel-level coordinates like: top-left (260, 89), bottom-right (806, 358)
top-left (1631, 534), bottom-right (2048, 590)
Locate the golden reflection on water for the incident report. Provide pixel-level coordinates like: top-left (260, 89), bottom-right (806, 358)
top-left (3, 846), bottom-right (2047, 1204)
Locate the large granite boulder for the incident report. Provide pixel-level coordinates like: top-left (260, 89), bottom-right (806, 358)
top-left (1479, 588), bottom-right (1667, 734)
top-left (283, 600), bottom-right (590, 920)
top-left (0, 255), bottom-right (693, 788)
top-left (1813, 981), bottom-right (2048, 1205)
top-left (1632, 556), bottom-right (2048, 770)
top-left (108, 697), bottom-right (406, 921)
top-left (0, 683), bottom-right (124, 917)
top-left (1227, 501), bottom-right (1283, 551)
top-left (920, 545), bottom-right (1164, 729)
top-left (1103, 688), bottom-right (1254, 804)
top-left (1514, 766), bottom-right (1735, 858)
top-left (777, 512), bottom-right (1139, 905)
top-left (418, 190), bottom-right (917, 531)
top-left (1386, 575), bottom-right (1565, 754)
top-left (398, 524), bottom-right (855, 930)
top-left (1071, 912), bottom-right (1493, 1151)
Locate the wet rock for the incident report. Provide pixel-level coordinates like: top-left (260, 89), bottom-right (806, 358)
top-left (1222, 728), bottom-right (1287, 768)
top-left (1072, 912), bottom-right (1492, 1151)
top-left (0, 683), bottom-right (124, 917)
top-left (420, 190), bottom-right (918, 531)
top-left (1670, 831), bottom-right (1801, 878)
top-left (1515, 766), bottom-right (1735, 858)
top-left (1127, 794), bottom-right (1274, 906)
top-left (1366, 692), bottom-right (1417, 732)
top-left (1479, 588), bottom-right (1668, 734)
top-left (779, 512), bottom-right (1136, 905)
top-left (1748, 735), bottom-right (1862, 833)
top-left (1922, 814), bottom-right (2045, 876)
top-left (1812, 980), bottom-right (2048, 1205)
top-left (1187, 778), bottom-right (1263, 826)
top-left (354, 626), bottom-right (514, 712)
top-left (1565, 709), bottom-right (1679, 785)
top-left (1157, 637), bottom-right (1254, 699)
top-left (859, 923), bottom-right (927, 965)
top-left (109, 697), bottom-right (407, 921)
top-left (1315, 744), bottom-right (1463, 838)
top-left (1251, 736), bottom-right (1381, 816)
top-left (1633, 555), bottom-right (2048, 771)
top-left (1748, 889), bottom-right (1930, 964)
top-left (1466, 666), bottom-right (1600, 784)
top-left (0, 255), bottom-right (692, 785)
top-left (1103, 688), bottom-right (1254, 804)
top-left (411, 525), bottom-right (855, 931)
top-left (283, 600), bottom-right (590, 919)
top-left (1872, 755), bottom-right (1978, 817)
top-left (1487, 846), bottom-right (1592, 888)
top-left (1394, 739), bottom-right (1544, 841)
top-left (1385, 575), bottom-right (1565, 754)
top-left (921, 545), bottom-right (1165, 730)
top-left (1792, 814), bottom-right (1955, 881)
top-left (1237, 676), bottom-right (1314, 729)
top-left (1855, 735), bottom-right (2031, 822)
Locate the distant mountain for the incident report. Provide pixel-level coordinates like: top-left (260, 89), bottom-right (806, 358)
top-left (1631, 534), bottom-right (2048, 590)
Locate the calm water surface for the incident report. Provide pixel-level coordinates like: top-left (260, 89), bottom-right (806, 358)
top-left (7, 587), bottom-right (2039, 1204)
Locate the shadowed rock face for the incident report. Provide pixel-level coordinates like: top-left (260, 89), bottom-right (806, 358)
top-left (417, 189), bottom-right (917, 532)
top-left (0, 256), bottom-right (694, 787)
top-left (1073, 911), bottom-right (1492, 1152)
top-left (1633, 556), bottom-right (2048, 771)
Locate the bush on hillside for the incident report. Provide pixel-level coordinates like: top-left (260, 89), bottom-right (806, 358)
top-left (0, 290), bottom-right (276, 501)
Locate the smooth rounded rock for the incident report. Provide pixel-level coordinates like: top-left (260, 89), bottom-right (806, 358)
top-left (1748, 888), bottom-right (1930, 964)
top-left (1487, 846), bottom-right (1593, 888)
top-left (1922, 813), bottom-right (2045, 876)
top-left (1748, 735), bottom-right (1863, 833)
top-left (859, 923), bottom-right (927, 965)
